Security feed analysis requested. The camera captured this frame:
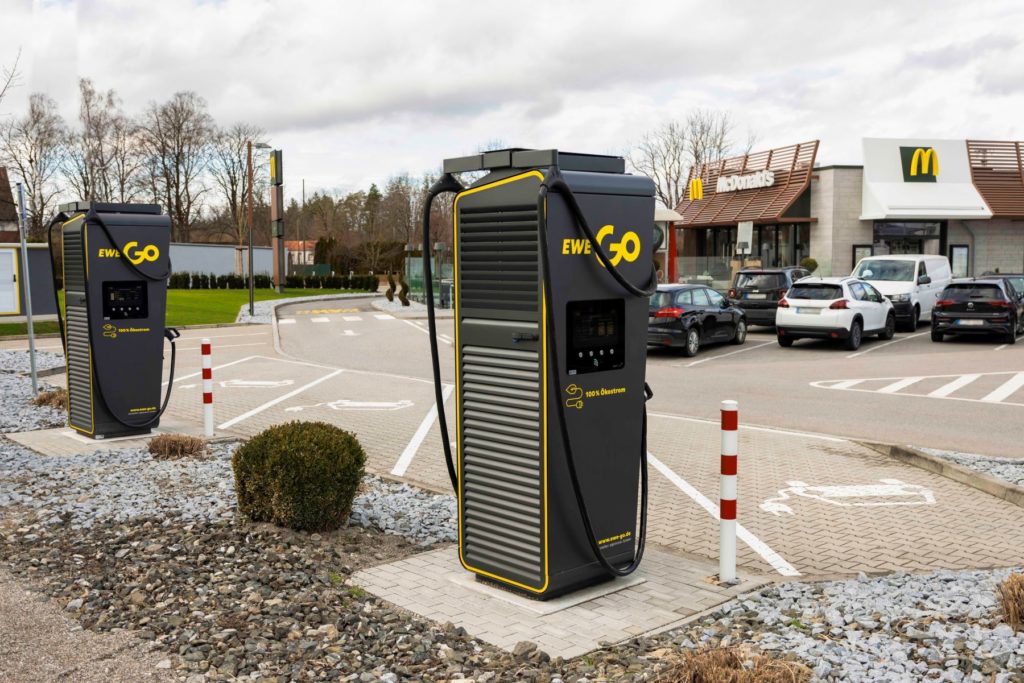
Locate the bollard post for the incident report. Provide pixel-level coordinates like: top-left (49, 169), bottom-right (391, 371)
top-left (202, 339), bottom-right (213, 437)
top-left (720, 399), bottom-right (738, 584)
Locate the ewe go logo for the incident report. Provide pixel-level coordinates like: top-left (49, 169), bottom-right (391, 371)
top-left (98, 241), bottom-right (161, 265)
top-left (561, 225), bottom-right (641, 267)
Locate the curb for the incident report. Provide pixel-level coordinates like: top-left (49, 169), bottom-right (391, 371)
top-left (2, 321), bottom-right (258, 343)
top-left (268, 293), bottom-right (380, 357)
top-left (861, 441), bottom-right (1024, 510)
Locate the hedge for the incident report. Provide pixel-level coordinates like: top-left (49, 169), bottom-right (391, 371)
top-left (166, 273), bottom-right (377, 291)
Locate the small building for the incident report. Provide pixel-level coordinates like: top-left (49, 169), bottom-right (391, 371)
top-left (285, 239), bottom-right (317, 266)
top-left (673, 138), bottom-right (1024, 287)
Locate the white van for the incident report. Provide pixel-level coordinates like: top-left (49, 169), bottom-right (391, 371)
top-left (851, 255), bottom-right (952, 331)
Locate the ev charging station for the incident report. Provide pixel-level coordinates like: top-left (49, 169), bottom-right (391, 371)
top-left (423, 149), bottom-right (657, 599)
top-left (50, 202), bottom-right (179, 439)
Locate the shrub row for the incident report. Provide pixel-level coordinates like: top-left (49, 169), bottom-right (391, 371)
top-left (166, 273), bottom-right (377, 291)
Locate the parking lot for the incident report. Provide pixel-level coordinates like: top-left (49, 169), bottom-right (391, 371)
top-left (7, 294), bottom-right (1024, 581)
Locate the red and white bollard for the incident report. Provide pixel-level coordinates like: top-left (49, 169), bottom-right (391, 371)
top-left (720, 399), bottom-right (738, 584)
top-left (202, 338), bottom-right (213, 437)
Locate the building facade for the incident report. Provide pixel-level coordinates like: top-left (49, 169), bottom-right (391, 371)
top-left (673, 138), bottom-right (1024, 287)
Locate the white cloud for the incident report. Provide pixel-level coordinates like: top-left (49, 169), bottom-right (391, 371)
top-left (1, 0), bottom-right (1023, 199)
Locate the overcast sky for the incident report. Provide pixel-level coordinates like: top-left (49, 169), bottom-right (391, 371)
top-left (2, 0), bottom-right (1023, 202)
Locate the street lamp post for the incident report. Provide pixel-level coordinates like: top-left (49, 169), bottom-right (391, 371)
top-left (247, 140), bottom-right (270, 317)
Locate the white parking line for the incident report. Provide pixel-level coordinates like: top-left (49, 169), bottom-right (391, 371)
top-left (391, 384), bottom-right (454, 477)
top-left (649, 411), bottom-right (848, 443)
top-left (877, 377), bottom-right (923, 394)
top-left (311, 317), bottom-right (331, 323)
top-left (846, 331), bottom-right (929, 358)
top-left (278, 318), bottom-right (296, 325)
top-left (374, 314), bottom-right (395, 320)
top-left (163, 355), bottom-right (259, 386)
top-left (679, 340), bottom-right (774, 367)
top-left (176, 342), bottom-right (267, 352)
top-left (217, 369), bottom-right (344, 430)
top-left (928, 374), bottom-right (980, 398)
top-left (648, 453), bottom-right (800, 577)
top-left (828, 379), bottom-right (865, 390)
top-left (342, 316), bottom-right (362, 322)
top-left (981, 372), bottom-right (1024, 403)
top-left (402, 319), bottom-right (451, 345)
top-left (995, 344), bottom-right (1008, 352)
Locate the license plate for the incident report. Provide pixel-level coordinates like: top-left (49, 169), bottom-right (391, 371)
top-left (745, 293), bottom-right (767, 300)
top-left (956, 319), bottom-right (984, 326)
top-left (796, 307), bottom-right (821, 315)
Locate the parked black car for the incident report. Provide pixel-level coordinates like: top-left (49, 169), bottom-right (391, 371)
top-left (648, 284), bottom-right (747, 357)
top-left (727, 266), bottom-right (812, 326)
top-left (931, 279), bottom-right (1024, 343)
top-left (982, 272), bottom-right (1024, 301)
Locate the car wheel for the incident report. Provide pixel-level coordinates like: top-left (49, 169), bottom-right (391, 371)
top-left (844, 319), bottom-right (863, 351)
top-left (731, 319), bottom-right (747, 345)
top-left (777, 335), bottom-right (794, 348)
top-left (1008, 320), bottom-right (1018, 345)
top-left (682, 327), bottom-right (700, 357)
top-left (879, 313), bottom-right (896, 340)
top-left (898, 305), bottom-right (920, 333)
top-left (931, 330), bottom-right (943, 342)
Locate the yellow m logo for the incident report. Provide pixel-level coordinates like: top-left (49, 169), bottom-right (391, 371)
top-left (910, 148), bottom-right (939, 177)
top-left (689, 177), bottom-right (704, 200)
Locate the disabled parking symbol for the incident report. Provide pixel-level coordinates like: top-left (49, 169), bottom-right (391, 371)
top-left (759, 479), bottom-right (936, 515)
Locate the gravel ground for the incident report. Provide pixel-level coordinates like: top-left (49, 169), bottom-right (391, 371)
top-left (0, 348), bottom-right (65, 374)
top-left (920, 446), bottom-right (1024, 488)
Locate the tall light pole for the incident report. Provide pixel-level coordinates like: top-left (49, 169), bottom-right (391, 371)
top-left (247, 140), bottom-right (270, 316)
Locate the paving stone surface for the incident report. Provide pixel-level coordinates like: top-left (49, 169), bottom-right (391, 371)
top-left (353, 546), bottom-right (764, 659)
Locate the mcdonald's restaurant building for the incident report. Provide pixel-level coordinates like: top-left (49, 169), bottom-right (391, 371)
top-left (670, 138), bottom-right (1024, 289)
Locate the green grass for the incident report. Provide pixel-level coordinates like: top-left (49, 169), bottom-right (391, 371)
top-left (0, 288), bottom-right (364, 336)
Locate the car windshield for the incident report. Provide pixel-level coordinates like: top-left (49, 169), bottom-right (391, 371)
top-left (650, 291), bottom-right (675, 308)
top-left (736, 273), bottom-right (784, 289)
top-left (941, 284), bottom-right (1004, 301)
top-left (788, 284), bottom-right (842, 300)
top-left (853, 259), bottom-right (915, 281)
top-left (1007, 276), bottom-right (1024, 294)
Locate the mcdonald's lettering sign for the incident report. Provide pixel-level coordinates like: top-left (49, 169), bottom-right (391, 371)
top-left (689, 177), bottom-right (704, 200)
top-left (899, 146), bottom-right (939, 182)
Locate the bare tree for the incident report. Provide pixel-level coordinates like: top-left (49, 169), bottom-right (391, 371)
top-left (0, 93), bottom-right (67, 238)
top-left (208, 122), bottom-right (266, 251)
top-left (0, 49), bottom-right (21, 109)
top-left (139, 91), bottom-right (214, 242)
top-left (628, 109), bottom-right (753, 210)
top-left (379, 174), bottom-right (415, 243)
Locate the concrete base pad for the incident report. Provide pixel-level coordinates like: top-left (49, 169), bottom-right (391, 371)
top-left (354, 545), bottom-right (767, 659)
top-left (7, 417), bottom-right (233, 457)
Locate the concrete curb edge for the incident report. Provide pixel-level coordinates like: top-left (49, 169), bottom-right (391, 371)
top-left (861, 441), bottom-right (1024, 510)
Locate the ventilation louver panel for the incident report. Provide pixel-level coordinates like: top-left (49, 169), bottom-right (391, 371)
top-left (458, 205), bottom-right (539, 313)
top-left (461, 344), bottom-right (544, 584)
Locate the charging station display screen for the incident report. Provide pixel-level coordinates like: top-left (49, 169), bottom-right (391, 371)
top-left (566, 299), bottom-right (625, 375)
top-left (102, 281), bottom-right (148, 320)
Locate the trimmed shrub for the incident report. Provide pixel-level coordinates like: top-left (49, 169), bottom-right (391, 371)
top-left (285, 275), bottom-right (303, 288)
top-left (168, 272), bottom-right (190, 289)
top-left (149, 433), bottom-right (207, 460)
top-left (254, 273), bottom-right (272, 289)
top-left (799, 257), bottom-right (819, 274)
top-left (232, 421), bottom-right (366, 532)
top-left (33, 388), bottom-right (67, 410)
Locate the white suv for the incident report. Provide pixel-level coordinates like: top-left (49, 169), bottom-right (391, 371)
top-left (776, 277), bottom-right (896, 351)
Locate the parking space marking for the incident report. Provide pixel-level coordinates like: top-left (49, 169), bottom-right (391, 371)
top-left (402, 319), bottom-right (452, 345)
top-left (342, 316), bottom-right (362, 322)
top-left (649, 411), bottom-right (848, 443)
top-left (981, 372), bottom-right (1024, 403)
top-left (928, 374), bottom-right (980, 398)
top-left (813, 370), bottom-right (1024, 407)
top-left (846, 331), bottom-right (929, 358)
top-left (648, 453), bottom-right (800, 577)
top-left (995, 344), bottom-right (1008, 352)
top-left (278, 318), bottom-right (296, 325)
top-left (311, 317), bottom-right (331, 323)
top-left (391, 384), bottom-right (454, 477)
top-left (217, 369), bottom-right (345, 430)
top-left (163, 355), bottom-right (260, 386)
top-left (341, 330), bottom-right (359, 337)
top-left (877, 377), bottom-right (923, 394)
top-left (677, 340), bottom-right (775, 367)
top-left (374, 314), bottom-right (395, 320)
top-left (177, 342), bottom-right (267, 352)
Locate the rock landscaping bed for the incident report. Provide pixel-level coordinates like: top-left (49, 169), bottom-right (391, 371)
top-left (0, 349), bottom-right (67, 433)
top-left (920, 446), bottom-right (1024, 489)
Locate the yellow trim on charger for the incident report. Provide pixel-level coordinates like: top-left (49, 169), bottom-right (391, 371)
top-left (61, 214), bottom-right (95, 437)
top-left (453, 170), bottom-right (550, 594)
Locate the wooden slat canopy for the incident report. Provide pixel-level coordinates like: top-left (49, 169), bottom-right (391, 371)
top-left (967, 140), bottom-right (1024, 218)
top-left (675, 141), bottom-right (819, 227)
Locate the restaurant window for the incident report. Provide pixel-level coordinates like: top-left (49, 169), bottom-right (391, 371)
top-left (949, 245), bottom-right (969, 278)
